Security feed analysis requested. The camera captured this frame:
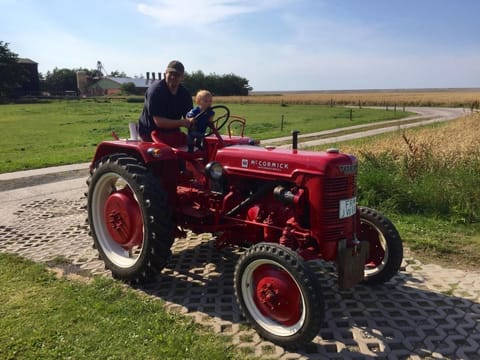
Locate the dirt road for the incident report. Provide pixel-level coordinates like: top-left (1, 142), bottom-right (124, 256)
top-left (261, 107), bottom-right (466, 149)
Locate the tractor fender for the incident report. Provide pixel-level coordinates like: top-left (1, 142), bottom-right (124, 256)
top-left (90, 140), bottom-right (177, 170)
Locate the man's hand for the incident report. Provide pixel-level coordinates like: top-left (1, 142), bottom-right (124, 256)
top-left (184, 116), bottom-right (194, 129)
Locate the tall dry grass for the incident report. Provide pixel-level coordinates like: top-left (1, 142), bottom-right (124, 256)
top-left (335, 113), bottom-right (480, 223)
top-left (340, 113), bottom-right (480, 166)
top-left (215, 89), bottom-right (480, 108)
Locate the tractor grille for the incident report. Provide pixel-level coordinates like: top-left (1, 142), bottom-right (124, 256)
top-left (320, 175), bottom-right (356, 244)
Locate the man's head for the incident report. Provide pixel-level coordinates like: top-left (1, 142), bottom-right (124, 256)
top-left (166, 60), bottom-right (184, 75)
top-left (165, 60), bottom-right (185, 94)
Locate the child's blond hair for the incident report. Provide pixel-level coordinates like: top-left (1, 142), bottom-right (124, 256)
top-left (196, 89), bottom-right (212, 103)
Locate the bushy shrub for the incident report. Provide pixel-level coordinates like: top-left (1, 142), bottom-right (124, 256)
top-left (125, 96), bottom-right (144, 103)
top-left (357, 143), bottom-right (480, 223)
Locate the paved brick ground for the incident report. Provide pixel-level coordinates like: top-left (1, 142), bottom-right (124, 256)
top-left (1, 178), bottom-right (479, 359)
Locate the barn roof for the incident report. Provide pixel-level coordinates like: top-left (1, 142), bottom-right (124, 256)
top-left (17, 58), bottom-right (38, 64)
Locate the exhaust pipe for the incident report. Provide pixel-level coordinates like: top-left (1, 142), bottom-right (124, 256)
top-left (292, 130), bottom-right (300, 150)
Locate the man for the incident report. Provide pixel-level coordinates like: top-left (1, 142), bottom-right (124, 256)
top-left (138, 60), bottom-right (193, 142)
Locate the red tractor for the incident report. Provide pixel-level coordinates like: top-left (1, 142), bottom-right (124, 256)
top-left (87, 105), bottom-right (403, 348)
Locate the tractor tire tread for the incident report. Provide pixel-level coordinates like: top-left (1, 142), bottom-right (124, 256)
top-left (234, 243), bottom-right (324, 349)
top-left (87, 154), bottom-right (174, 284)
top-left (359, 206), bottom-right (403, 285)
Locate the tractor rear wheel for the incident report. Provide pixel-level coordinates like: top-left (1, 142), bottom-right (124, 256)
top-left (234, 243), bottom-right (324, 348)
top-left (87, 154), bottom-right (174, 283)
top-left (359, 206), bottom-right (403, 285)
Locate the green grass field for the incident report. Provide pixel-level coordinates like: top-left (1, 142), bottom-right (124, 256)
top-left (0, 253), bottom-right (242, 360)
top-left (0, 99), bottom-right (411, 173)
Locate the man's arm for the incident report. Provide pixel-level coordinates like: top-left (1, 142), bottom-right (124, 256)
top-left (153, 116), bottom-right (190, 129)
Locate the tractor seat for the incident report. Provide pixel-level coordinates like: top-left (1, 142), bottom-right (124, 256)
top-left (151, 129), bottom-right (205, 159)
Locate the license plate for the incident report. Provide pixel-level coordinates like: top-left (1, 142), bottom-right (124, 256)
top-left (339, 197), bottom-right (356, 219)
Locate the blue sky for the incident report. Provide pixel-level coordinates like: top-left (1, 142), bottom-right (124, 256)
top-left (1, 0), bottom-right (479, 91)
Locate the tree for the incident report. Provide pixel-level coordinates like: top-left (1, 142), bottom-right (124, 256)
top-left (184, 71), bottom-right (252, 96)
top-left (75, 67), bottom-right (98, 78)
top-left (42, 68), bottom-right (77, 95)
top-left (120, 82), bottom-right (137, 95)
top-left (184, 70), bottom-right (206, 94)
top-left (0, 41), bottom-right (26, 99)
top-left (109, 70), bottom-right (127, 77)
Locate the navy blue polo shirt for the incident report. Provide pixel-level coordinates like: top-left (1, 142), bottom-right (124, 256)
top-left (138, 79), bottom-right (193, 138)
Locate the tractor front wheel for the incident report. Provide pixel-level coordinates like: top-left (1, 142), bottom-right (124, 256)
top-left (234, 243), bottom-right (324, 348)
top-left (87, 154), bottom-right (174, 283)
top-left (359, 206), bottom-right (403, 285)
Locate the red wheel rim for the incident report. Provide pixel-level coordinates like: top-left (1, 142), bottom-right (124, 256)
top-left (103, 188), bottom-right (143, 249)
top-left (361, 222), bottom-right (385, 266)
top-left (252, 264), bottom-right (301, 326)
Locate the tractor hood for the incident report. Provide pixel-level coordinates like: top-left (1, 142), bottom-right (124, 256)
top-left (215, 145), bottom-right (357, 180)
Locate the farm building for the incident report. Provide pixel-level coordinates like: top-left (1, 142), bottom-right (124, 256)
top-left (83, 72), bottom-right (161, 96)
top-left (16, 58), bottom-right (40, 97)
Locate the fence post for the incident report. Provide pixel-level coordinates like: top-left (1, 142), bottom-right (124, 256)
top-left (281, 114), bottom-right (284, 131)
top-left (349, 108), bottom-right (353, 121)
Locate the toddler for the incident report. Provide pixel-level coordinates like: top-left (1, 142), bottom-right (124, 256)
top-left (186, 90), bottom-right (215, 152)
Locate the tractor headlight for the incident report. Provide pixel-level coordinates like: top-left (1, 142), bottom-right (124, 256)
top-left (147, 147), bottom-right (163, 158)
top-left (205, 162), bottom-right (224, 181)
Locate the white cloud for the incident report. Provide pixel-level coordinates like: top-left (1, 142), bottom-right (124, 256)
top-left (137, 0), bottom-right (289, 26)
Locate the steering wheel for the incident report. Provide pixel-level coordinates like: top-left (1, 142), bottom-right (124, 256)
top-left (204, 105), bottom-right (230, 137)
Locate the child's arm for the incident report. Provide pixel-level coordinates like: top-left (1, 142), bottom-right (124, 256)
top-left (207, 113), bottom-right (215, 128)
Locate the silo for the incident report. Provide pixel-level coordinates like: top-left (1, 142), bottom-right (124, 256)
top-left (76, 71), bottom-right (88, 95)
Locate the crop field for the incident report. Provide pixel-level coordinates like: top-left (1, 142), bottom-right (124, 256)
top-left (330, 112), bottom-right (480, 165)
top-left (215, 88), bottom-right (480, 108)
